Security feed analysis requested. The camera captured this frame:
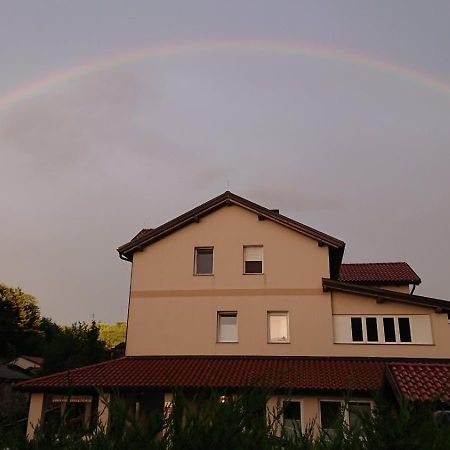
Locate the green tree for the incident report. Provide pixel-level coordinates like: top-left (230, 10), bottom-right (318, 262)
top-left (0, 283), bottom-right (41, 357)
top-left (98, 322), bottom-right (127, 348)
top-left (42, 321), bottom-right (109, 374)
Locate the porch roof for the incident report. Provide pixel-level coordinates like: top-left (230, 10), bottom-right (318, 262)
top-left (387, 362), bottom-right (450, 401)
top-left (16, 356), bottom-right (385, 393)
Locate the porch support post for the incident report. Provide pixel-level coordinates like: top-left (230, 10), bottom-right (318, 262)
top-left (266, 396), bottom-right (281, 436)
top-left (26, 392), bottom-right (45, 440)
top-left (97, 393), bottom-right (111, 431)
top-left (164, 392), bottom-right (174, 417)
top-left (163, 392), bottom-right (174, 435)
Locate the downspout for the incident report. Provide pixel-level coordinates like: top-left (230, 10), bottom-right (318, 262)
top-left (410, 283), bottom-right (416, 295)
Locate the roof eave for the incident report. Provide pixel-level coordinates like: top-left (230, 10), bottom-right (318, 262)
top-left (322, 279), bottom-right (450, 311)
top-left (117, 191), bottom-right (345, 260)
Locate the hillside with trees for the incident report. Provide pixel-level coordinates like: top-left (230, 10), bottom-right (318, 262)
top-left (0, 283), bottom-right (126, 371)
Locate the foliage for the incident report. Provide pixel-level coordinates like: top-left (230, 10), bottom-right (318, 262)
top-left (2, 390), bottom-right (450, 450)
top-left (41, 321), bottom-right (109, 375)
top-left (97, 322), bottom-right (127, 349)
top-left (0, 284), bottom-right (41, 357)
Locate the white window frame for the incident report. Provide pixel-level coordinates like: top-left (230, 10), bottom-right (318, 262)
top-left (217, 311), bottom-right (238, 343)
top-left (243, 245), bottom-right (264, 275)
top-left (267, 311), bottom-right (290, 343)
top-left (319, 399), bottom-right (374, 433)
top-left (347, 315), bottom-right (415, 344)
top-left (194, 246), bottom-right (214, 276)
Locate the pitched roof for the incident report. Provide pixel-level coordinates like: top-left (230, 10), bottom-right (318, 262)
top-left (0, 365), bottom-right (31, 381)
top-left (323, 279), bottom-right (450, 312)
top-left (117, 191), bottom-right (345, 278)
top-left (388, 362), bottom-right (450, 401)
top-left (20, 355), bottom-right (44, 365)
top-left (339, 262), bottom-right (421, 285)
top-left (16, 356), bottom-right (384, 393)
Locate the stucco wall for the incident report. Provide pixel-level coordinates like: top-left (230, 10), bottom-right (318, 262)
top-left (330, 291), bottom-right (450, 358)
top-left (130, 205), bottom-right (330, 292)
top-left (125, 204), bottom-right (450, 359)
top-left (127, 205), bottom-right (331, 356)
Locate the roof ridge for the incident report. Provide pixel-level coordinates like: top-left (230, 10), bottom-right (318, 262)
top-left (117, 191), bottom-right (345, 278)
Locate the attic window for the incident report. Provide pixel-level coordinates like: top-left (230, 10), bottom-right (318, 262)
top-left (194, 247), bottom-right (213, 275)
top-left (243, 246), bottom-right (263, 274)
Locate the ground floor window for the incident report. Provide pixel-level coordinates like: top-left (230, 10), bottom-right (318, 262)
top-left (320, 400), bottom-right (372, 435)
top-left (282, 400), bottom-right (302, 438)
top-left (49, 394), bottom-right (97, 432)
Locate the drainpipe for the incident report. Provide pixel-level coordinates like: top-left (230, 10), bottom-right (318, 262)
top-left (410, 283), bottom-right (416, 295)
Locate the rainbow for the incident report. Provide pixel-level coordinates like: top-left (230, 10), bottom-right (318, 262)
top-left (1, 39), bottom-right (450, 113)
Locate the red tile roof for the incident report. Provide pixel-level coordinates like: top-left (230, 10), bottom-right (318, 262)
top-left (388, 362), bottom-right (450, 401)
top-left (339, 262), bottom-right (421, 285)
top-left (17, 357), bottom-right (385, 393)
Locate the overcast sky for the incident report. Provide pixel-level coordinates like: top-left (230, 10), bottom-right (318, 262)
top-left (1, 1), bottom-right (450, 324)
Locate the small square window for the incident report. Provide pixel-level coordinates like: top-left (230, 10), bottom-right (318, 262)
top-left (194, 247), bottom-right (213, 275)
top-left (268, 312), bottom-right (289, 343)
top-left (243, 246), bottom-right (263, 274)
top-left (217, 312), bottom-right (238, 342)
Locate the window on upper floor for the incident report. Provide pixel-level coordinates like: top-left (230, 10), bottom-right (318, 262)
top-left (333, 315), bottom-right (432, 344)
top-left (217, 312), bottom-right (238, 342)
top-left (194, 247), bottom-right (214, 275)
top-left (243, 246), bottom-right (263, 274)
top-left (268, 312), bottom-right (289, 343)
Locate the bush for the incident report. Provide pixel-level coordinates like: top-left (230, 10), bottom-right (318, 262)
top-left (1, 390), bottom-right (450, 450)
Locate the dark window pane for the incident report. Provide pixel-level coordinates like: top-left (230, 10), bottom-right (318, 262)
top-left (283, 401), bottom-right (301, 438)
top-left (320, 401), bottom-right (341, 430)
top-left (195, 248), bottom-right (213, 274)
top-left (245, 260), bottom-right (262, 273)
top-left (398, 318), bottom-right (412, 342)
top-left (351, 317), bottom-right (363, 342)
top-left (349, 402), bottom-right (371, 428)
top-left (366, 318), bottom-right (378, 342)
top-left (383, 318), bottom-right (396, 342)
top-left (283, 401), bottom-right (301, 420)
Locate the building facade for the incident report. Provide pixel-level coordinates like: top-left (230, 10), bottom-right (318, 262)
top-left (18, 191), bottom-right (450, 437)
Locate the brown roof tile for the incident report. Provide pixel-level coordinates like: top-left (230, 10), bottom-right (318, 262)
top-left (339, 262), bottom-right (421, 285)
top-left (388, 362), bottom-right (450, 401)
top-left (17, 356), bottom-right (384, 393)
